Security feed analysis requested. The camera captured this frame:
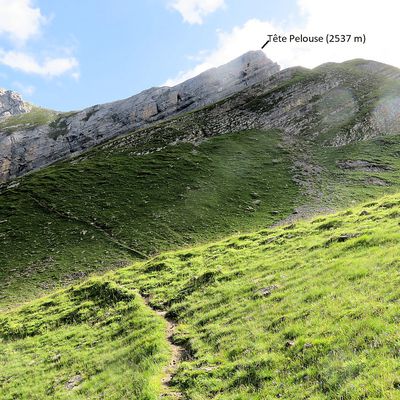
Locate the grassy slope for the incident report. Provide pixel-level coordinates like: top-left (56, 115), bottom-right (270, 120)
top-left (0, 129), bottom-right (300, 308)
top-left (3, 192), bottom-right (400, 398)
top-left (3, 130), bottom-right (400, 310)
top-left (0, 279), bottom-right (169, 399)
top-left (0, 189), bottom-right (131, 307)
top-left (113, 192), bottom-right (400, 399)
top-left (0, 107), bottom-right (58, 133)
top-left (23, 129), bottom-right (298, 252)
top-left (2, 60), bottom-right (400, 308)
top-left (258, 61), bottom-right (400, 200)
top-left (315, 134), bottom-right (400, 202)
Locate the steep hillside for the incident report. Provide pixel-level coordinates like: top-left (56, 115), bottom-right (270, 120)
top-left (0, 129), bottom-right (299, 308)
top-left (2, 54), bottom-right (400, 399)
top-left (0, 51), bottom-right (279, 182)
top-left (0, 280), bottom-right (169, 399)
top-left (1, 58), bottom-right (400, 308)
top-left (2, 192), bottom-right (400, 399)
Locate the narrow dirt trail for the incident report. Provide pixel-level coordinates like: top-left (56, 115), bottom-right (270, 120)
top-left (29, 194), bottom-right (185, 397)
top-left (143, 298), bottom-right (185, 399)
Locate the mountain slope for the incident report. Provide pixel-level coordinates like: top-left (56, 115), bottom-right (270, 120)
top-left (0, 129), bottom-right (299, 308)
top-left (1, 57), bottom-right (400, 308)
top-left (0, 51), bottom-right (279, 182)
top-left (2, 192), bottom-right (400, 399)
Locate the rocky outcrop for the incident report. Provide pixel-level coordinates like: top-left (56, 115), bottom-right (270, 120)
top-left (0, 89), bottom-right (31, 119)
top-left (98, 59), bottom-right (400, 162)
top-left (0, 51), bottom-right (280, 182)
top-left (88, 59), bottom-right (398, 206)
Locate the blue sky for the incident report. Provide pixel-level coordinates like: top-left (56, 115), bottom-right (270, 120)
top-left (0, 0), bottom-right (399, 111)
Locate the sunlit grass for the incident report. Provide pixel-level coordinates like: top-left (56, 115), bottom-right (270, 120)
top-left (3, 193), bottom-right (400, 398)
top-left (112, 193), bottom-right (400, 399)
top-left (0, 279), bottom-right (169, 399)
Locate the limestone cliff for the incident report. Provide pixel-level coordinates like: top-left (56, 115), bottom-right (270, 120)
top-left (0, 51), bottom-right (279, 182)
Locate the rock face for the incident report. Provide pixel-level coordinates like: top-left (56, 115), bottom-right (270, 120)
top-left (0, 89), bottom-right (31, 119)
top-left (104, 59), bottom-right (400, 151)
top-left (2, 55), bottom-right (400, 185)
top-left (0, 51), bottom-right (280, 182)
top-left (94, 58), bottom-right (400, 201)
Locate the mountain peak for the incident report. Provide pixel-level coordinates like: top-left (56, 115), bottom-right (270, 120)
top-left (176, 50), bottom-right (279, 89)
top-left (0, 89), bottom-right (31, 119)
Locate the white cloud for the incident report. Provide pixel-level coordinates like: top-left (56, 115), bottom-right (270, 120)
top-left (164, 0), bottom-right (400, 86)
top-left (164, 19), bottom-right (280, 86)
top-left (0, 1), bottom-right (79, 80)
top-left (0, 0), bottom-right (45, 43)
top-left (170, 0), bottom-right (225, 24)
top-left (12, 81), bottom-right (35, 96)
top-left (0, 50), bottom-right (79, 78)
top-left (290, 0), bottom-right (400, 68)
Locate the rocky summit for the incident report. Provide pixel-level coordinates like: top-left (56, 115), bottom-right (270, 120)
top-left (0, 89), bottom-right (32, 119)
top-left (0, 50), bottom-right (279, 183)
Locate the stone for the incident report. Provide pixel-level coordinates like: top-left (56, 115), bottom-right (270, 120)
top-left (142, 102), bottom-right (159, 120)
top-left (365, 177), bottom-right (389, 186)
top-left (51, 353), bottom-right (61, 362)
top-left (65, 375), bottom-right (83, 390)
top-left (337, 160), bottom-right (392, 172)
top-left (258, 285), bottom-right (279, 296)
